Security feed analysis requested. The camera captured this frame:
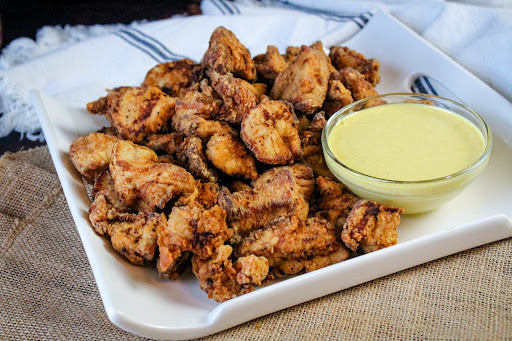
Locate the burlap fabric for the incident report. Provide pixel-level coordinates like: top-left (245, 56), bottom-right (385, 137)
top-left (0, 147), bottom-right (510, 340)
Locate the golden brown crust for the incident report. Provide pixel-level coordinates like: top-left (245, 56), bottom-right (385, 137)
top-left (323, 78), bottom-right (354, 116)
top-left (177, 136), bottom-right (218, 182)
top-left (89, 194), bottom-right (163, 265)
top-left (87, 86), bottom-right (176, 143)
top-left (341, 200), bottom-right (403, 253)
top-left (300, 130), bottom-right (333, 178)
top-left (109, 140), bottom-right (198, 211)
top-left (314, 176), bottom-right (360, 227)
top-left (241, 100), bottom-right (302, 165)
top-left (142, 59), bottom-right (201, 96)
top-left (271, 44), bottom-right (330, 114)
top-left (202, 26), bottom-right (256, 81)
top-left (218, 168), bottom-right (308, 239)
top-left (329, 46), bottom-right (381, 86)
top-left (69, 132), bottom-right (119, 182)
top-left (333, 67), bottom-right (378, 101)
top-left (252, 163), bottom-right (315, 201)
top-left (206, 132), bottom-right (258, 180)
top-left (143, 132), bottom-right (184, 155)
top-left (254, 45), bottom-right (289, 82)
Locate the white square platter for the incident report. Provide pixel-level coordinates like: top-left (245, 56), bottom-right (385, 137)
top-left (32, 10), bottom-right (512, 340)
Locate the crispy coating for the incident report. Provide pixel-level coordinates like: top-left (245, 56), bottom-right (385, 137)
top-left (283, 46), bottom-right (300, 64)
top-left (228, 180), bottom-right (253, 193)
top-left (315, 176), bottom-right (360, 227)
top-left (174, 82), bottom-right (222, 119)
top-left (172, 110), bottom-right (235, 140)
top-left (309, 111), bottom-right (327, 132)
top-left (271, 44), bottom-right (330, 114)
top-left (157, 203), bottom-right (232, 278)
top-left (92, 170), bottom-right (129, 211)
top-left (300, 130), bottom-right (333, 178)
top-left (87, 86), bottom-right (176, 143)
top-left (192, 245), bottom-right (268, 302)
top-left (241, 100), bottom-right (302, 165)
top-left (252, 163), bottom-right (315, 201)
top-left (177, 136), bottom-right (218, 182)
top-left (341, 200), bottom-right (403, 253)
top-left (110, 140), bottom-right (198, 211)
top-left (196, 182), bottom-right (221, 209)
top-left (143, 132), bottom-right (184, 155)
top-left (142, 59), bottom-right (201, 96)
top-left (254, 45), bottom-right (289, 82)
top-left (218, 168), bottom-right (308, 239)
top-left (323, 78), bottom-right (354, 116)
top-left (89, 194), bottom-right (163, 265)
top-left (334, 68), bottom-right (378, 101)
top-left (236, 216), bottom-right (348, 275)
top-left (202, 26), bottom-right (256, 81)
top-left (211, 72), bottom-right (259, 124)
top-left (69, 132), bottom-right (119, 182)
top-left (329, 46), bottom-right (381, 86)
top-left (273, 245), bottom-right (349, 276)
top-left (206, 132), bottom-right (258, 180)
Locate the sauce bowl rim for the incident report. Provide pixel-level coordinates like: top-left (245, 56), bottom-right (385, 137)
top-left (321, 92), bottom-right (493, 185)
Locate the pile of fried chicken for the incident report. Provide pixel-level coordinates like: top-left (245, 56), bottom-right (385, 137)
top-left (69, 27), bottom-right (403, 303)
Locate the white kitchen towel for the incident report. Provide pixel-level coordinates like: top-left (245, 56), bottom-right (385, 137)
top-left (0, 0), bottom-right (510, 139)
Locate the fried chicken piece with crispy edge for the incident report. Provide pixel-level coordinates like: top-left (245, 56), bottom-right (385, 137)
top-left (341, 200), bottom-right (404, 253)
top-left (283, 46), bottom-right (300, 64)
top-left (87, 86), bottom-right (176, 143)
top-left (241, 99), bottom-right (302, 165)
top-left (141, 58), bottom-right (202, 96)
top-left (176, 136), bottom-right (218, 182)
top-left (196, 182), bottom-right (221, 209)
top-left (334, 67), bottom-right (378, 101)
top-left (110, 140), bottom-right (198, 212)
top-left (218, 168), bottom-right (308, 241)
top-left (252, 163), bottom-right (315, 201)
top-left (236, 216), bottom-right (349, 275)
top-left (202, 26), bottom-right (257, 82)
top-left (70, 132), bottom-right (119, 182)
top-left (157, 202), bottom-right (232, 278)
top-left (143, 132), bottom-right (184, 155)
top-left (253, 45), bottom-right (289, 82)
top-left (329, 46), bottom-right (381, 86)
top-left (227, 180), bottom-right (253, 193)
top-left (89, 194), bottom-right (163, 265)
top-left (270, 43), bottom-right (330, 114)
top-left (314, 176), bottom-right (360, 228)
top-left (309, 111), bottom-right (327, 132)
top-left (323, 78), bottom-right (354, 117)
top-left (206, 132), bottom-right (258, 180)
top-left (92, 170), bottom-right (130, 212)
top-left (210, 72), bottom-right (262, 124)
top-left (192, 245), bottom-right (269, 302)
top-left (174, 81), bottom-right (222, 119)
top-left (300, 130), bottom-right (334, 178)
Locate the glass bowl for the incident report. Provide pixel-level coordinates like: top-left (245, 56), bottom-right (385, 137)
top-left (322, 93), bottom-right (492, 214)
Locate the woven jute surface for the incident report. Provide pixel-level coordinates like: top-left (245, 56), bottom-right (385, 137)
top-left (0, 146), bottom-right (510, 340)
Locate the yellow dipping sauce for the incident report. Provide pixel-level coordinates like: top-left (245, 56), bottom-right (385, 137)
top-left (328, 103), bottom-right (486, 181)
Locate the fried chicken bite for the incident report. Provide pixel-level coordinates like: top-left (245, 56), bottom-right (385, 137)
top-left (283, 46), bottom-right (300, 64)
top-left (252, 163), bottom-right (315, 201)
top-left (218, 168), bottom-right (308, 240)
top-left (192, 245), bottom-right (269, 302)
top-left (210, 72), bottom-right (260, 124)
top-left (142, 58), bottom-right (201, 96)
top-left (177, 136), bottom-right (218, 182)
top-left (329, 46), bottom-right (381, 86)
top-left (70, 132), bottom-right (119, 182)
top-left (110, 140), bottom-right (198, 212)
top-left (202, 26), bottom-right (256, 81)
top-left (174, 80), bottom-right (222, 119)
top-left (157, 203), bottom-right (232, 278)
top-left (143, 132), bottom-right (184, 155)
top-left (253, 45), bottom-right (289, 82)
top-left (89, 194), bottom-right (163, 265)
top-left (92, 170), bottom-right (130, 211)
top-left (315, 176), bottom-right (360, 228)
top-left (334, 67), bottom-right (378, 101)
top-left (310, 111), bottom-right (327, 132)
top-left (206, 132), bottom-right (258, 180)
top-left (172, 110), bottom-right (234, 140)
top-left (300, 130), bottom-right (333, 178)
top-left (236, 216), bottom-right (348, 276)
top-left (341, 200), bottom-right (403, 253)
top-left (241, 100), bottom-right (302, 165)
top-left (271, 43), bottom-right (330, 114)
top-left (323, 78), bottom-right (354, 116)
top-left (196, 182), bottom-right (221, 209)
top-left (87, 86), bottom-right (176, 143)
